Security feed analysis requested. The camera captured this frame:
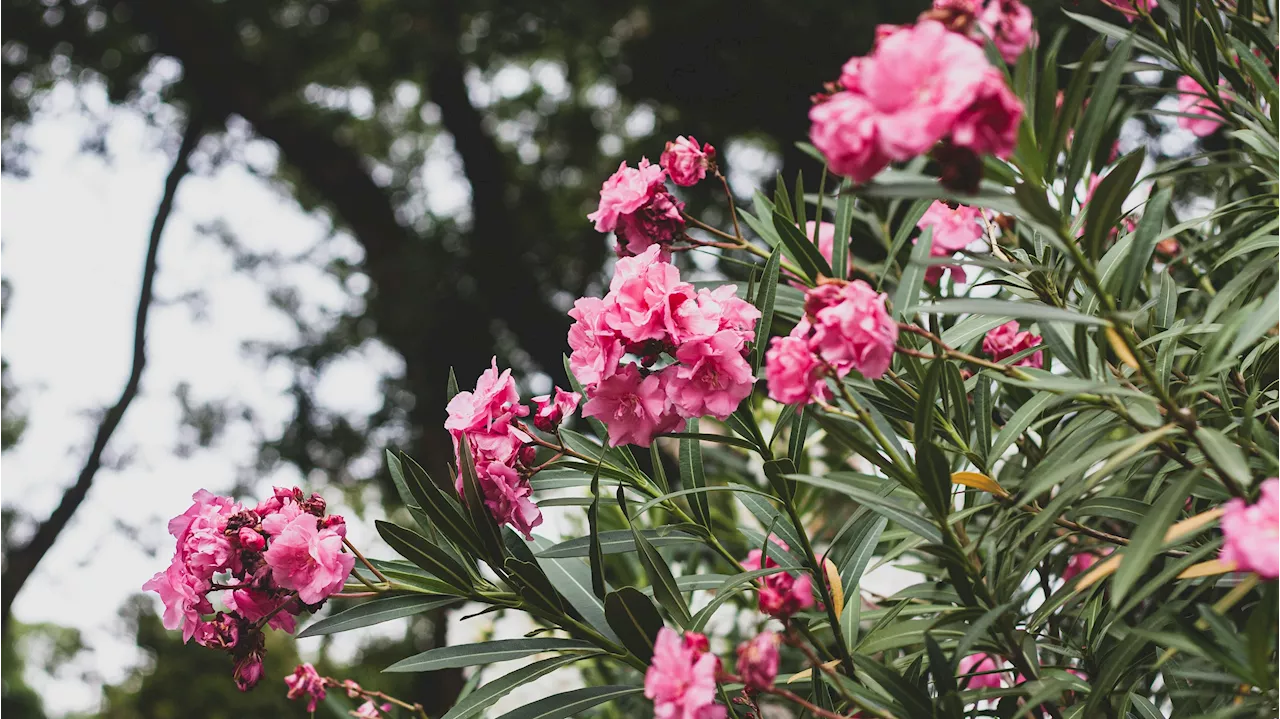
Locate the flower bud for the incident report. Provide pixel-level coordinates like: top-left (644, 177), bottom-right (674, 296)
top-left (237, 527), bottom-right (266, 552)
top-left (234, 649), bottom-right (265, 691)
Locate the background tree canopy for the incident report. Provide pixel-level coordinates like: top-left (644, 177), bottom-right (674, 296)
top-left (1, 0), bottom-right (1140, 715)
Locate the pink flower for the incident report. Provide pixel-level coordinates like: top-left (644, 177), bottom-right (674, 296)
top-left (696, 285), bottom-right (761, 346)
top-left (759, 571), bottom-right (814, 619)
top-left (661, 136), bottom-right (715, 186)
top-left (605, 246), bottom-right (694, 343)
top-left (169, 490), bottom-right (240, 581)
top-left (809, 91), bottom-right (889, 183)
top-left (142, 559), bottom-right (212, 643)
top-left (808, 280), bottom-right (899, 380)
top-left (858, 21), bottom-right (991, 159)
top-left (235, 649), bottom-right (266, 691)
top-left (587, 158), bottom-right (686, 257)
top-left (917, 202), bottom-right (984, 285)
top-left (445, 357), bottom-right (529, 436)
top-left (644, 628), bottom-right (727, 719)
top-left (805, 221), bottom-right (855, 275)
top-left (238, 527), bottom-right (266, 552)
top-left (582, 364), bottom-right (682, 447)
top-left (262, 511), bottom-right (355, 604)
top-left (742, 537), bottom-right (791, 571)
top-left (959, 653), bottom-right (1009, 689)
top-left (979, 0), bottom-right (1035, 64)
top-left (1061, 552), bottom-right (1100, 583)
top-left (950, 69), bottom-right (1024, 159)
top-left (352, 701), bottom-right (392, 718)
top-left (461, 461), bottom-right (544, 540)
top-left (1176, 75), bottom-right (1225, 137)
top-left (194, 612), bottom-right (241, 650)
top-left (765, 330), bottom-right (828, 405)
top-left (568, 296), bottom-right (626, 388)
top-left (532, 386), bottom-right (581, 432)
top-left (223, 587), bottom-right (298, 633)
top-left (1100, 0), bottom-right (1156, 21)
top-left (666, 331), bottom-right (756, 420)
top-left (285, 663), bottom-right (327, 712)
top-left (736, 632), bottom-right (780, 690)
top-left (1220, 478), bottom-right (1279, 579)
top-left (261, 500), bottom-right (305, 536)
top-left (588, 159), bottom-right (666, 233)
top-left (982, 321), bottom-right (1043, 369)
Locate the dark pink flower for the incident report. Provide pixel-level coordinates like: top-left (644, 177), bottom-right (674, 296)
top-left (979, 0), bottom-right (1035, 64)
top-left (285, 663), bottom-right (327, 712)
top-left (582, 364), bottom-right (681, 447)
top-left (238, 526), bottom-right (266, 552)
top-left (1221, 478), bottom-right (1279, 579)
top-left (982, 320), bottom-right (1042, 368)
top-left (765, 329), bottom-right (829, 405)
top-left (1061, 552), bottom-right (1100, 583)
top-left (352, 701), bottom-right (393, 718)
top-left (644, 627), bottom-right (726, 719)
top-left (1176, 75), bottom-right (1226, 137)
top-left (194, 612), bottom-right (241, 651)
top-left (809, 91), bottom-right (889, 183)
top-left (959, 653), bottom-right (1009, 689)
top-left (142, 559), bottom-right (212, 643)
top-left (759, 572), bottom-right (814, 619)
top-left (262, 512), bottom-right (355, 604)
top-left (1100, 0), bottom-right (1156, 21)
top-left (808, 280), bottom-right (899, 380)
top-left (660, 136), bottom-right (715, 186)
top-left (587, 158), bottom-right (686, 257)
top-left (460, 461), bottom-right (543, 540)
top-left (950, 69), bottom-right (1023, 159)
top-left (736, 632), bottom-right (781, 690)
top-left (234, 648), bottom-right (266, 691)
top-left (224, 587), bottom-right (298, 633)
top-left (532, 386), bottom-right (582, 432)
top-left (666, 331), bottom-right (756, 420)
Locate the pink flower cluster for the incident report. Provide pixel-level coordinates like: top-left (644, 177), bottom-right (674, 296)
top-left (446, 358), bottom-right (580, 539)
top-left (143, 487), bottom-right (353, 690)
top-left (765, 280), bottom-right (898, 405)
top-left (570, 245), bottom-right (761, 447)
top-left (1176, 75), bottom-right (1226, 137)
top-left (742, 540), bottom-right (815, 619)
top-left (1220, 478), bottom-right (1279, 579)
top-left (588, 158), bottom-right (687, 258)
top-left (916, 201), bottom-right (986, 285)
top-left (982, 321), bottom-right (1043, 369)
top-left (645, 628), bottom-right (726, 719)
top-left (661, 136), bottom-right (716, 187)
top-left (735, 631), bottom-right (781, 690)
top-left (809, 18), bottom-right (1023, 185)
top-left (285, 664), bottom-right (392, 717)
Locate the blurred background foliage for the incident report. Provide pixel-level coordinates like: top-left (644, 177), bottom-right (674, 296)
top-left (0, 0), bottom-right (1148, 715)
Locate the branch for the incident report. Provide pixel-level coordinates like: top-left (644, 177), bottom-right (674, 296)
top-left (1, 116), bottom-right (204, 627)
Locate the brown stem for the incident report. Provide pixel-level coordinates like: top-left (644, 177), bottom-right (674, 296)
top-left (344, 536), bottom-right (390, 587)
top-left (321, 676), bottom-right (429, 719)
top-left (716, 170), bottom-right (746, 244)
top-left (0, 116), bottom-right (205, 628)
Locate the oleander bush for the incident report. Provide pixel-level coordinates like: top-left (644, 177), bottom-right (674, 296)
top-left (144, 1), bottom-right (1279, 716)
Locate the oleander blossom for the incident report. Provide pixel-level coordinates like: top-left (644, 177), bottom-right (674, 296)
top-left (571, 245), bottom-right (760, 447)
top-left (587, 158), bottom-right (686, 257)
top-left (1176, 75), bottom-right (1226, 137)
top-left (959, 653), bottom-right (1010, 689)
top-left (1061, 551), bottom-right (1101, 582)
top-left (736, 632), bottom-right (781, 690)
top-left (660, 136), bottom-right (716, 186)
top-left (144, 487), bottom-right (351, 690)
top-left (447, 358), bottom-right (546, 539)
top-left (645, 628), bottom-right (727, 719)
top-left (743, 545), bottom-right (815, 619)
top-left (977, 0), bottom-right (1035, 64)
top-left (352, 701), bottom-right (393, 718)
top-left (810, 20), bottom-right (1023, 184)
top-left (805, 221), bottom-right (853, 275)
top-left (1100, 0), bottom-right (1156, 21)
top-left (808, 280), bottom-right (900, 379)
top-left (982, 320), bottom-right (1043, 369)
top-left (765, 328), bottom-right (830, 405)
top-left (916, 201), bottom-right (985, 284)
top-left (1220, 478), bottom-right (1279, 579)
top-left (285, 663), bottom-right (327, 712)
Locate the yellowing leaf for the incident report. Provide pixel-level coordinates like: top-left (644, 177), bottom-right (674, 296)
top-left (951, 471), bottom-right (1010, 498)
top-left (1106, 327), bottom-right (1139, 369)
top-left (787, 659), bottom-right (839, 684)
top-left (1076, 553), bottom-right (1123, 590)
top-left (823, 558), bottom-right (844, 617)
top-left (1164, 508), bottom-right (1225, 543)
top-left (1177, 558), bottom-right (1237, 579)
top-left (1075, 508), bottom-right (1225, 592)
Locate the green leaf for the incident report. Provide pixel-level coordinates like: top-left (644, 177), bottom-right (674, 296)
top-left (604, 587), bottom-right (665, 662)
top-left (788, 474), bottom-right (942, 544)
top-left (587, 452), bottom-right (606, 598)
top-left (1121, 185), bottom-right (1172, 307)
top-left (385, 638), bottom-right (601, 673)
top-left (832, 184), bottom-right (854, 279)
top-left (537, 529), bottom-right (701, 558)
top-left (689, 567), bottom-right (791, 632)
top-left (395, 452), bottom-right (485, 559)
top-left (910, 298), bottom-right (1111, 327)
top-left (1196, 427), bottom-right (1253, 487)
top-left (752, 245), bottom-right (783, 372)
top-left (679, 421), bottom-right (711, 528)
top-left (298, 594), bottom-right (458, 638)
top-left (491, 686), bottom-right (643, 719)
top-left (894, 226), bottom-right (932, 320)
top-left (446, 368), bottom-right (460, 401)
top-left (376, 521), bottom-right (472, 593)
top-left (773, 210), bottom-right (833, 282)
top-left (1083, 150), bottom-right (1145, 262)
top-left (525, 535), bottom-right (619, 645)
top-left (851, 655), bottom-right (933, 717)
top-left (458, 434), bottom-right (508, 564)
top-left (1065, 34), bottom-right (1134, 206)
top-left (622, 489), bottom-right (691, 627)
top-left (440, 654), bottom-right (593, 719)
top-left (1111, 470), bottom-right (1198, 605)
top-left (988, 392), bottom-right (1058, 466)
